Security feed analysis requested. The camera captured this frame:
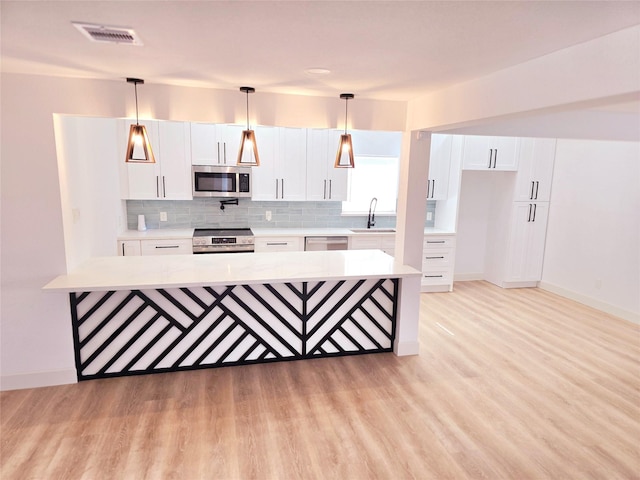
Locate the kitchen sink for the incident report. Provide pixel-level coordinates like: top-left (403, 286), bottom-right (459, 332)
top-left (350, 228), bottom-right (396, 233)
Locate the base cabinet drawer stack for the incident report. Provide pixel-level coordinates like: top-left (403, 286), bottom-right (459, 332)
top-left (421, 235), bottom-right (455, 292)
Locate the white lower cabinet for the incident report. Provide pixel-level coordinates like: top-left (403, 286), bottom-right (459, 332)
top-left (485, 202), bottom-right (549, 288)
top-left (118, 239), bottom-right (192, 256)
top-left (118, 240), bottom-right (142, 256)
top-left (254, 236), bottom-right (303, 252)
top-left (421, 235), bottom-right (456, 292)
top-left (349, 235), bottom-right (395, 256)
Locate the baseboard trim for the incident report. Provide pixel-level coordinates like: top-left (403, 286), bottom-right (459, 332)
top-left (394, 339), bottom-right (420, 356)
top-left (454, 273), bottom-right (484, 281)
top-left (0, 369), bottom-right (77, 391)
top-left (538, 282), bottom-right (639, 324)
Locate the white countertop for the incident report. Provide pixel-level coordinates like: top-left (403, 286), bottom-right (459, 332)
top-left (118, 228), bottom-right (194, 240)
top-left (117, 227), bottom-right (454, 241)
top-left (43, 250), bottom-right (421, 292)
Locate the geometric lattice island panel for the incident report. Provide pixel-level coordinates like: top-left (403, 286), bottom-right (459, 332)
top-left (69, 278), bottom-right (398, 381)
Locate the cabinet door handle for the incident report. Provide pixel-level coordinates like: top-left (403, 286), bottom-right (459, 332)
top-left (425, 256), bottom-right (445, 260)
top-left (323, 180), bottom-right (327, 199)
top-left (281, 179), bottom-right (284, 199)
top-left (122, 243), bottom-right (125, 256)
top-left (427, 240), bottom-right (446, 244)
top-left (156, 176), bottom-right (160, 198)
top-left (223, 143), bottom-right (227, 164)
top-left (527, 204), bottom-right (532, 222)
top-left (424, 274), bottom-right (444, 278)
top-left (329, 180), bottom-right (332, 199)
top-left (426, 179), bottom-right (430, 198)
top-left (267, 242), bottom-right (288, 246)
top-left (217, 142), bottom-right (221, 164)
top-left (535, 181), bottom-right (539, 200)
top-left (530, 181), bottom-right (535, 200)
top-left (162, 176), bottom-right (166, 198)
top-left (155, 245), bottom-right (180, 249)
top-left (431, 179), bottom-right (436, 198)
top-left (275, 179), bottom-right (279, 199)
top-left (532, 203), bottom-right (537, 222)
top-left (488, 149), bottom-right (493, 168)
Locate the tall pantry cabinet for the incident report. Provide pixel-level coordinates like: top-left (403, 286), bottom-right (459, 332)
top-left (484, 138), bottom-right (557, 288)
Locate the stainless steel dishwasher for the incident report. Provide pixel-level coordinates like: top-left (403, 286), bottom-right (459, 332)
top-left (304, 236), bottom-right (349, 251)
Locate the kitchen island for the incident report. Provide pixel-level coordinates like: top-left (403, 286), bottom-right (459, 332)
top-left (44, 250), bottom-right (421, 381)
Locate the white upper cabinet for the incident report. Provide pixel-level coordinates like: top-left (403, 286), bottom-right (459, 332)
top-left (427, 134), bottom-right (452, 200)
top-left (306, 129), bottom-right (348, 201)
top-left (514, 138), bottom-right (556, 202)
top-left (462, 135), bottom-right (520, 171)
top-left (190, 123), bottom-right (243, 165)
top-left (251, 126), bottom-right (307, 201)
top-left (118, 120), bottom-right (192, 200)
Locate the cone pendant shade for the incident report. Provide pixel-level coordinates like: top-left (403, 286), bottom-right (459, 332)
top-left (238, 129), bottom-right (260, 166)
top-left (335, 93), bottom-right (355, 168)
top-left (125, 77), bottom-right (155, 164)
top-left (335, 133), bottom-right (355, 168)
top-left (237, 86), bottom-right (259, 166)
top-left (126, 124), bottom-right (156, 163)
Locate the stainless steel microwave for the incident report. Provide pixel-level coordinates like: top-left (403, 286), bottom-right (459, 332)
top-left (192, 165), bottom-right (252, 198)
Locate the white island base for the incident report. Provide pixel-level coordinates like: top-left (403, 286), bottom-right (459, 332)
top-left (44, 250), bottom-right (421, 381)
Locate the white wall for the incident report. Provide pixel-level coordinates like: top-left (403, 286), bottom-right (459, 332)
top-left (453, 171), bottom-right (494, 279)
top-left (540, 139), bottom-right (640, 322)
top-left (54, 116), bottom-right (123, 271)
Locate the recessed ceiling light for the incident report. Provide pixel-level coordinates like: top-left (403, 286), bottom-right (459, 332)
top-left (305, 68), bottom-right (331, 75)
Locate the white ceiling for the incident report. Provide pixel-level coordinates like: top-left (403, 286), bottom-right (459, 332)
top-left (2, 0), bottom-right (639, 102)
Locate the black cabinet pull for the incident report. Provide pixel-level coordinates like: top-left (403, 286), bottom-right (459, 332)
top-left (155, 245), bottom-right (179, 249)
top-left (162, 176), bottom-right (166, 198)
top-left (493, 149), bottom-right (498, 168)
top-left (431, 179), bottom-right (435, 198)
top-left (530, 181), bottom-right (535, 200)
top-left (527, 204), bottom-right (532, 222)
top-left (535, 181), bottom-right (539, 200)
top-left (424, 274), bottom-right (444, 278)
top-left (329, 180), bottom-right (332, 199)
top-left (156, 176), bottom-right (160, 198)
top-left (425, 256), bottom-right (445, 260)
top-left (488, 149), bottom-right (492, 168)
top-left (323, 180), bottom-right (327, 199)
top-left (532, 203), bottom-right (537, 222)
top-left (427, 240), bottom-right (446, 244)
top-left (281, 179), bottom-right (284, 198)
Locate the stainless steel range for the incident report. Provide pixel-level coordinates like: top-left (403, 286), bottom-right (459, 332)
top-left (192, 228), bottom-right (255, 254)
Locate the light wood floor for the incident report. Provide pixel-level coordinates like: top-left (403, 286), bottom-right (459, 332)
top-left (2, 281), bottom-right (639, 479)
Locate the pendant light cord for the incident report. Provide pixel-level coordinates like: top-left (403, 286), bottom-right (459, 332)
top-left (246, 90), bottom-right (250, 130)
top-left (134, 82), bottom-right (140, 125)
top-left (344, 97), bottom-right (348, 134)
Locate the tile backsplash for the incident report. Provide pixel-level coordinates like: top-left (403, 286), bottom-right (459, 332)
top-left (127, 199), bottom-right (436, 230)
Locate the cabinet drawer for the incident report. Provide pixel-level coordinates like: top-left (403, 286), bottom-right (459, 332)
top-left (423, 235), bottom-right (455, 249)
top-left (254, 236), bottom-right (303, 252)
top-left (421, 269), bottom-right (452, 286)
top-left (422, 249), bottom-right (454, 269)
top-left (140, 238), bottom-right (192, 255)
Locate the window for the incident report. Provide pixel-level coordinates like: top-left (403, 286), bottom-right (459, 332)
top-left (342, 155), bottom-right (399, 214)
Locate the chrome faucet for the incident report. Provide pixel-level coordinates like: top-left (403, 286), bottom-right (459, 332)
top-left (367, 197), bottom-right (378, 229)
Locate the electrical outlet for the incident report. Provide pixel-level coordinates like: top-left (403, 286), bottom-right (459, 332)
top-left (266, 210), bottom-right (272, 221)
top-left (160, 212), bottom-right (168, 222)
top-left (426, 211), bottom-right (433, 221)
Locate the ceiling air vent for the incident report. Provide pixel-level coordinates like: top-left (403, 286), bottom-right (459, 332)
top-left (72, 22), bottom-right (143, 45)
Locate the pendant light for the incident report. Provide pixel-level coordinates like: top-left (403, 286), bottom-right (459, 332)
top-left (237, 86), bottom-right (260, 166)
top-left (125, 77), bottom-right (155, 164)
top-left (335, 93), bottom-right (355, 168)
